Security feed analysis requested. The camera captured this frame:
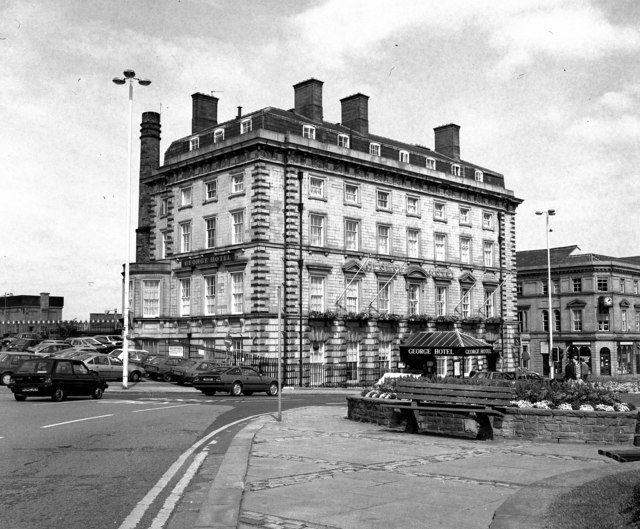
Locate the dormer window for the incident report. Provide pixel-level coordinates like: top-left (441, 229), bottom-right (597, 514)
top-left (399, 150), bottom-right (410, 163)
top-left (337, 134), bottom-right (350, 148)
top-left (189, 137), bottom-right (199, 151)
top-left (214, 128), bottom-right (225, 143)
top-left (240, 118), bottom-right (252, 134)
top-left (369, 142), bottom-right (381, 156)
top-left (302, 125), bottom-right (316, 139)
top-left (426, 157), bottom-right (436, 170)
top-left (475, 170), bottom-right (484, 182)
top-left (451, 164), bottom-right (461, 176)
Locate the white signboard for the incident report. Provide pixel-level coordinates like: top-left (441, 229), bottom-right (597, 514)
top-left (168, 346), bottom-right (184, 357)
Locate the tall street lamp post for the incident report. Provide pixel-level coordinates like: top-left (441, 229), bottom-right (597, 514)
top-left (113, 69), bottom-right (151, 389)
top-left (536, 209), bottom-right (556, 379)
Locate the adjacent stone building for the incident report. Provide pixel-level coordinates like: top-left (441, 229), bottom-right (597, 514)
top-left (516, 246), bottom-right (640, 377)
top-left (128, 78), bottom-right (522, 386)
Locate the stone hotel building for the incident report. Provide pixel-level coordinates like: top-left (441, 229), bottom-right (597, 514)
top-left (128, 78), bottom-right (522, 385)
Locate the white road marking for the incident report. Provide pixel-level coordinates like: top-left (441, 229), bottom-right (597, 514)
top-left (131, 404), bottom-right (199, 413)
top-left (149, 451), bottom-right (208, 529)
top-left (117, 413), bottom-right (267, 529)
top-left (41, 414), bottom-right (113, 429)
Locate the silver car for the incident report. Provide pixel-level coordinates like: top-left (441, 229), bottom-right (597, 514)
top-left (76, 353), bottom-right (146, 382)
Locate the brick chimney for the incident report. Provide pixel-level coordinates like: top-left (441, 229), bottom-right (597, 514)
top-left (340, 93), bottom-right (369, 135)
top-left (293, 78), bottom-right (323, 122)
top-left (434, 124), bottom-right (460, 161)
top-left (136, 111), bottom-right (161, 262)
top-left (191, 93), bottom-right (219, 133)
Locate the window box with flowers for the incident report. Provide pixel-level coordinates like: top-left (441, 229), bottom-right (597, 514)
top-left (485, 316), bottom-right (503, 328)
top-left (344, 312), bottom-right (371, 323)
top-left (377, 313), bottom-right (402, 324)
top-left (461, 316), bottom-right (485, 330)
top-left (435, 314), bottom-right (459, 330)
top-left (308, 311), bottom-right (338, 322)
top-left (408, 314), bottom-right (433, 323)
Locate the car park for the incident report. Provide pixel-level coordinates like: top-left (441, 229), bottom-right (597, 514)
top-left (0, 352), bottom-right (36, 385)
top-left (192, 366), bottom-right (279, 396)
top-left (76, 352), bottom-right (146, 382)
top-left (8, 357), bottom-right (108, 401)
top-left (65, 337), bottom-right (110, 353)
top-left (169, 360), bottom-right (220, 385)
top-left (144, 356), bottom-right (190, 382)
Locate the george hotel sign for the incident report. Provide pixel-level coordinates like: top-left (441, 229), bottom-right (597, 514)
top-left (181, 251), bottom-right (234, 268)
top-left (358, 259), bottom-right (454, 280)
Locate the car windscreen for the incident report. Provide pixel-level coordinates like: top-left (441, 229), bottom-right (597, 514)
top-left (15, 360), bottom-right (51, 374)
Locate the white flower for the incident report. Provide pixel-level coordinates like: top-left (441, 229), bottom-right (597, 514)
top-left (595, 404), bottom-right (615, 412)
top-left (558, 403), bottom-right (573, 410)
top-left (510, 400), bottom-right (533, 408)
top-left (533, 401), bottom-right (551, 409)
top-left (615, 403), bottom-right (631, 412)
top-left (579, 404), bottom-right (595, 411)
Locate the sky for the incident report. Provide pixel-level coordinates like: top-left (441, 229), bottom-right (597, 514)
top-left (1, 0), bottom-right (639, 320)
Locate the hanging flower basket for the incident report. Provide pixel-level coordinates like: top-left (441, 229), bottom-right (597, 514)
top-left (485, 317), bottom-right (503, 326)
top-left (408, 313), bottom-right (433, 323)
top-left (344, 312), bottom-right (370, 322)
top-left (377, 313), bottom-right (402, 323)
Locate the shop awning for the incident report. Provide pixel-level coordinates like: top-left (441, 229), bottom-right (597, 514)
top-left (400, 330), bottom-right (493, 358)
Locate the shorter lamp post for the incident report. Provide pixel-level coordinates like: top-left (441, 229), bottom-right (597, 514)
top-left (536, 209), bottom-right (556, 378)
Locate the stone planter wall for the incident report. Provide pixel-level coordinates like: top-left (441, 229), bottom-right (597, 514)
top-left (347, 396), bottom-right (640, 445)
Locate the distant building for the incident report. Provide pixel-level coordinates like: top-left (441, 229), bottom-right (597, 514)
top-left (0, 293), bottom-right (64, 333)
top-left (516, 246), bottom-right (640, 377)
top-left (126, 78), bottom-right (522, 385)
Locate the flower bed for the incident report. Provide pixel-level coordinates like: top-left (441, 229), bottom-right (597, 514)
top-left (347, 396), bottom-right (640, 444)
top-left (350, 376), bottom-right (640, 444)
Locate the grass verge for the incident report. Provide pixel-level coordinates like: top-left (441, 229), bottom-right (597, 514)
top-left (545, 469), bottom-right (640, 529)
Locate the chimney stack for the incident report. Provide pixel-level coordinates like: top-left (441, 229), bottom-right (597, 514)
top-left (434, 124), bottom-right (460, 161)
top-left (293, 78), bottom-right (324, 122)
top-left (340, 93), bottom-right (369, 135)
top-left (137, 111), bottom-right (161, 262)
top-left (191, 93), bottom-right (218, 134)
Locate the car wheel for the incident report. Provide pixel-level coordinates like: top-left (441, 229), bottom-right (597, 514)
top-left (1, 372), bottom-right (11, 385)
top-left (91, 387), bottom-right (104, 399)
top-left (52, 387), bottom-right (66, 402)
top-left (267, 381), bottom-right (279, 397)
top-left (130, 371), bottom-right (140, 383)
top-left (162, 373), bottom-right (172, 383)
top-left (14, 394), bottom-right (26, 401)
top-left (230, 381), bottom-right (243, 396)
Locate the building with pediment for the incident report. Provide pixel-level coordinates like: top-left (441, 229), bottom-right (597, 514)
top-left (127, 78), bottom-right (522, 385)
top-left (516, 246), bottom-right (640, 377)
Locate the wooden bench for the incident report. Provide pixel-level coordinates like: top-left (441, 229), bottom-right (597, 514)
top-left (598, 449), bottom-right (640, 463)
top-left (383, 380), bottom-right (517, 440)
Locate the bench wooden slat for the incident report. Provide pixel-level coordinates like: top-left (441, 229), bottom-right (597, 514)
top-left (399, 395), bottom-right (513, 407)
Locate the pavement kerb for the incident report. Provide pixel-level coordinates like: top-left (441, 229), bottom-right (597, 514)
top-left (490, 461), bottom-right (640, 529)
top-left (195, 415), bottom-right (271, 529)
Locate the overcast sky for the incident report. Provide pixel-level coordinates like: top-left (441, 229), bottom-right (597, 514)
top-left (2, 0), bottom-right (639, 320)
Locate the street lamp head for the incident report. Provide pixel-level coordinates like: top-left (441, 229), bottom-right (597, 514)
top-left (548, 209), bottom-right (556, 216)
top-left (112, 77), bottom-right (126, 85)
top-left (138, 79), bottom-right (152, 86)
top-left (123, 69), bottom-right (136, 79)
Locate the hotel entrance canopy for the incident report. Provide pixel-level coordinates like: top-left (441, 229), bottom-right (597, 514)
top-left (400, 330), bottom-right (493, 358)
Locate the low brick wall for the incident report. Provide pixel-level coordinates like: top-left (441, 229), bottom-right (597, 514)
top-left (347, 396), bottom-right (640, 445)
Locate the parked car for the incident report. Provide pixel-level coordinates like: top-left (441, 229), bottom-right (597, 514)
top-left (144, 357), bottom-right (190, 382)
top-left (0, 352), bottom-right (36, 385)
top-left (65, 337), bottom-right (110, 353)
top-left (32, 343), bottom-right (71, 357)
top-left (53, 347), bottom-right (95, 359)
top-left (28, 340), bottom-right (68, 353)
top-left (169, 360), bottom-right (220, 385)
top-left (8, 338), bottom-right (42, 352)
top-left (76, 352), bottom-right (146, 382)
top-left (8, 357), bottom-right (108, 401)
top-left (93, 335), bottom-right (123, 351)
top-left (108, 348), bottom-right (151, 366)
top-left (192, 366), bottom-right (279, 396)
